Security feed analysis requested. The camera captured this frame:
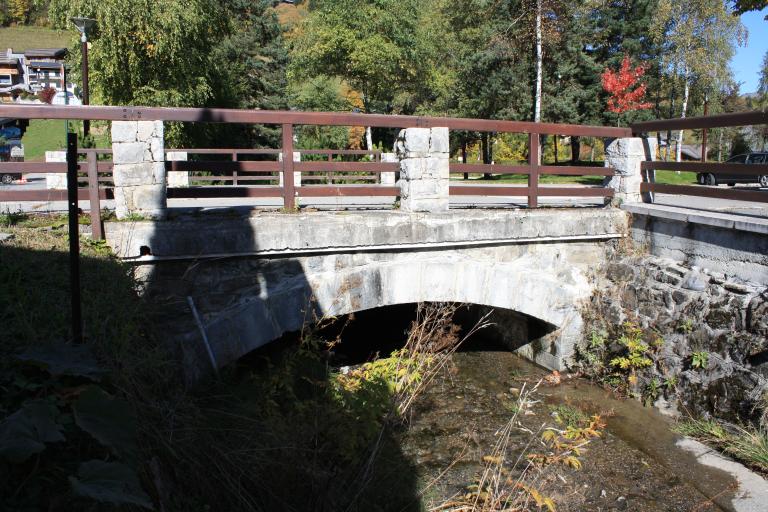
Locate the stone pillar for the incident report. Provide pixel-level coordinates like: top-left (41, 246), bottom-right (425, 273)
top-left (395, 127), bottom-right (450, 212)
top-left (166, 151), bottom-right (189, 187)
top-left (278, 151), bottom-right (302, 188)
top-left (604, 137), bottom-right (657, 205)
top-left (111, 120), bottom-right (167, 219)
top-left (380, 152), bottom-right (397, 185)
top-left (45, 150), bottom-right (67, 189)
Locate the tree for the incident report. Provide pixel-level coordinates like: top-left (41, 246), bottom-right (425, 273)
top-left (48, 0), bottom-right (229, 145)
top-left (210, 0), bottom-right (289, 147)
top-left (732, 0), bottom-right (768, 18)
top-left (601, 56), bottom-right (653, 126)
top-left (8, 0), bottom-right (30, 23)
top-left (758, 51), bottom-right (768, 105)
top-left (289, 0), bottom-right (434, 148)
top-left (652, 0), bottom-right (746, 161)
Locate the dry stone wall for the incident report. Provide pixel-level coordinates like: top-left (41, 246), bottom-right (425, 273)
top-left (583, 254), bottom-right (768, 424)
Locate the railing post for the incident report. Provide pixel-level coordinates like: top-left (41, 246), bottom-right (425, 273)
top-left (281, 123), bottom-right (296, 210)
top-left (395, 127), bottom-right (450, 212)
top-left (166, 151), bottom-right (189, 187)
top-left (528, 132), bottom-right (539, 208)
top-left (86, 151), bottom-right (103, 240)
top-left (45, 150), bottom-right (68, 189)
top-left (111, 120), bottom-right (167, 219)
top-left (604, 136), bottom-right (657, 205)
top-left (380, 152), bottom-right (397, 185)
top-left (232, 151), bottom-right (238, 186)
top-left (327, 152), bottom-right (334, 185)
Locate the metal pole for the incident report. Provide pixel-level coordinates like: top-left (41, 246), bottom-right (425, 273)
top-left (66, 132), bottom-right (83, 343)
top-left (81, 34), bottom-right (90, 138)
top-left (701, 95), bottom-right (709, 163)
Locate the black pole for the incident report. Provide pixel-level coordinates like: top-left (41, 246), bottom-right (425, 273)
top-left (81, 38), bottom-right (90, 138)
top-left (66, 132), bottom-right (82, 343)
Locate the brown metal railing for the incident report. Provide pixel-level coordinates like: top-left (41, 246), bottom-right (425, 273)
top-left (0, 104), bottom-right (631, 229)
top-left (631, 111), bottom-right (768, 205)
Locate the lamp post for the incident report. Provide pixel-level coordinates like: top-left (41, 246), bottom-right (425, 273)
top-left (70, 17), bottom-right (96, 138)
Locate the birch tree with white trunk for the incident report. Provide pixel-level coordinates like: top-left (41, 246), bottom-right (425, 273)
top-left (652, 0), bottom-right (745, 162)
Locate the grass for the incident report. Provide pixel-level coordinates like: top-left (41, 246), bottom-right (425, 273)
top-left (674, 419), bottom-right (768, 473)
top-left (451, 162), bottom-right (698, 186)
top-left (0, 26), bottom-right (71, 51)
top-left (21, 119), bottom-right (66, 161)
top-left (21, 120), bottom-right (112, 161)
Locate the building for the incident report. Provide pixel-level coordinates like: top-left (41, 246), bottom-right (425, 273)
top-left (0, 47), bottom-right (73, 102)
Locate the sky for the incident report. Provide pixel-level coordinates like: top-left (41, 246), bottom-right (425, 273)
top-left (731, 7), bottom-right (768, 94)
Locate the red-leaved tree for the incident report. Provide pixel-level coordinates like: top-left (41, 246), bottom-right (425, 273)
top-left (37, 87), bottom-right (57, 104)
top-left (601, 56), bottom-right (652, 125)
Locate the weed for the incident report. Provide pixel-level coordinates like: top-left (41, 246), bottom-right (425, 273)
top-left (691, 351), bottom-right (709, 370)
top-left (644, 377), bottom-right (661, 405)
top-left (664, 375), bottom-right (678, 391)
top-left (0, 209), bottom-right (28, 227)
top-left (674, 419), bottom-right (768, 473)
top-left (609, 322), bottom-right (653, 372)
top-left (673, 419), bottom-right (728, 441)
top-left (679, 319), bottom-right (694, 334)
top-left (121, 213), bottom-right (148, 222)
top-left (550, 404), bottom-right (590, 429)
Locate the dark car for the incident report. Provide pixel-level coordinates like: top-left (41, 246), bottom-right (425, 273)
top-left (697, 152), bottom-right (768, 188)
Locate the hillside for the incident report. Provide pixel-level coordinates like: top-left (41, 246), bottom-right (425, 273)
top-left (0, 26), bottom-right (70, 51)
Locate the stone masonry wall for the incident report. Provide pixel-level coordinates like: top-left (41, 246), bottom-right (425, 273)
top-left (111, 120), bottom-right (166, 219)
top-left (582, 254), bottom-right (768, 424)
top-left (395, 127), bottom-right (449, 212)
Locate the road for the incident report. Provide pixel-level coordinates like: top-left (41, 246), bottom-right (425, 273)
top-left (2, 177), bottom-right (767, 218)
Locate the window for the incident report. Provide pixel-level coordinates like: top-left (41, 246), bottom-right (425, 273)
top-left (748, 154), bottom-right (765, 164)
top-left (0, 75), bottom-right (11, 85)
top-left (727, 154), bottom-right (747, 163)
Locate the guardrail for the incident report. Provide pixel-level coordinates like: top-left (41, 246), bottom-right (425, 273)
top-left (0, 104), bottom-right (631, 229)
top-left (631, 111), bottom-right (768, 205)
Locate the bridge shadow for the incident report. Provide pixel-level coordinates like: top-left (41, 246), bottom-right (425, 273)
top-left (135, 209), bottom-right (423, 511)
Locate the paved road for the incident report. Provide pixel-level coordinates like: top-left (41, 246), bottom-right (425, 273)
top-left (2, 178), bottom-right (766, 218)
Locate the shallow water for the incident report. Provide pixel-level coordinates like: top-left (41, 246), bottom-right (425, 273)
top-left (401, 348), bottom-right (739, 511)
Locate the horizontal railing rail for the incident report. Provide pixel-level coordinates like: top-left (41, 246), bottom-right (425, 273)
top-left (0, 104), bottom-right (628, 218)
top-left (630, 110), bottom-right (768, 206)
top-left (0, 104), bottom-right (632, 137)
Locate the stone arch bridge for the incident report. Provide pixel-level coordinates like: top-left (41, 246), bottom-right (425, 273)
top-left (107, 209), bottom-right (627, 377)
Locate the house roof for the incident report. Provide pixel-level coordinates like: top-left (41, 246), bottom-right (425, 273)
top-left (0, 58), bottom-right (19, 66)
top-left (28, 61), bottom-right (63, 70)
top-left (23, 48), bottom-right (67, 59)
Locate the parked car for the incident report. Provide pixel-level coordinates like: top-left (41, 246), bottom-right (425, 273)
top-left (697, 152), bottom-right (768, 187)
top-left (0, 137), bottom-right (23, 184)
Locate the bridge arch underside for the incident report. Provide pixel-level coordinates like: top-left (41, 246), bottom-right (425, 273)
top-left (176, 243), bottom-right (602, 376)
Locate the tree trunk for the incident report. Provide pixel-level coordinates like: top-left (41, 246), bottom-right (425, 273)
top-left (571, 136), bottom-right (580, 163)
top-left (482, 133), bottom-right (491, 179)
top-left (717, 129), bottom-right (723, 162)
top-left (365, 126), bottom-right (373, 152)
top-left (461, 141), bottom-right (468, 180)
top-left (534, 0), bottom-right (542, 123)
top-left (676, 69), bottom-right (690, 163)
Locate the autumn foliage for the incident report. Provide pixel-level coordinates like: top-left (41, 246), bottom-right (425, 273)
top-left (37, 87), bottom-right (57, 105)
top-left (601, 56), bottom-right (652, 115)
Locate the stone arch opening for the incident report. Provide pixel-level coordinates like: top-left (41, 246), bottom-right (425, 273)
top-left (250, 302), bottom-right (559, 369)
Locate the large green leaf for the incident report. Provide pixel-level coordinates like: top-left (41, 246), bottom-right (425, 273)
top-left (16, 344), bottom-right (107, 381)
top-left (0, 400), bottom-right (64, 463)
top-left (69, 460), bottom-right (154, 509)
top-left (73, 386), bottom-right (137, 458)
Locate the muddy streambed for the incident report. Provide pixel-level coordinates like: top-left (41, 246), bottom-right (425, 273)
top-left (401, 347), bottom-right (741, 511)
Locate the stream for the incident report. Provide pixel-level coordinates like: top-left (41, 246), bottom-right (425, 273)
top-left (401, 345), bottom-right (740, 511)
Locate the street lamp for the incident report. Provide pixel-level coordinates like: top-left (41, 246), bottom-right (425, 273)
top-left (70, 17), bottom-right (96, 138)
